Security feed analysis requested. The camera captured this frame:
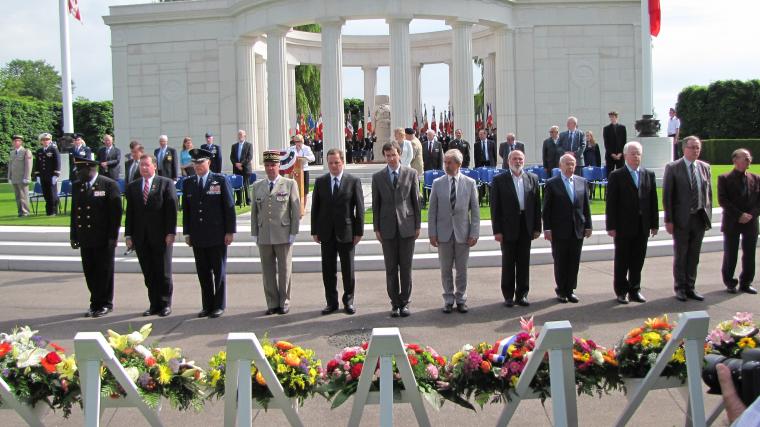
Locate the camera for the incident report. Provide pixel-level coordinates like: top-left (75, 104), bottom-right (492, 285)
top-left (703, 348), bottom-right (760, 406)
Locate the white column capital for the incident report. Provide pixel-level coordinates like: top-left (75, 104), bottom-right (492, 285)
top-left (385, 15), bottom-right (413, 24)
top-left (361, 65), bottom-right (378, 72)
top-left (318, 17), bottom-right (345, 27)
top-left (446, 18), bottom-right (478, 28)
top-left (255, 54), bottom-right (266, 64)
top-left (264, 25), bottom-right (291, 38)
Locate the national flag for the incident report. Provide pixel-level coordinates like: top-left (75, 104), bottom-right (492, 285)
top-left (439, 112), bottom-right (444, 134)
top-left (345, 114), bottom-right (354, 140)
top-left (357, 121), bottom-right (364, 140)
top-left (421, 104), bottom-right (429, 134)
top-left (366, 109), bottom-right (373, 133)
top-left (299, 113), bottom-right (307, 135)
top-left (413, 110), bottom-right (418, 131)
top-left (489, 336), bottom-right (518, 363)
top-left (443, 111), bottom-right (449, 135)
top-left (68, 0), bottom-right (82, 22)
top-left (475, 113), bottom-right (483, 132)
top-left (431, 106), bottom-right (437, 132)
top-left (649, 0), bottom-right (661, 37)
top-left (486, 103), bottom-right (493, 129)
top-left (448, 109), bottom-right (454, 133)
top-left (307, 113), bottom-right (315, 130)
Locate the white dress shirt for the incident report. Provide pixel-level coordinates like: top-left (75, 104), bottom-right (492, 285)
top-left (511, 171), bottom-right (526, 211)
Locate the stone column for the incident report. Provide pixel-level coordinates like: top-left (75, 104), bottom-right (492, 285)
top-left (411, 63), bottom-right (422, 122)
top-left (449, 20), bottom-right (476, 147)
top-left (387, 17), bottom-right (412, 131)
top-left (288, 64), bottom-right (297, 136)
top-left (320, 18), bottom-right (345, 157)
top-left (266, 26), bottom-right (290, 150)
top-left (237, 37), bottom-right (257, 166)
top-left (483, 52), bottom-right (496, 132)
top-left (255, 54), bottom-right (268, 165)
top-left (362, 65), bottom-right (377, 133)
top-left (494, 26), bottom-right (516, 139)
top-left (447, 62), bottom-right (453, 117)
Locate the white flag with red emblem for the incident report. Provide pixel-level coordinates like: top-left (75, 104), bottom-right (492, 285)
top-left (69, 0), bottom-right (82, 22)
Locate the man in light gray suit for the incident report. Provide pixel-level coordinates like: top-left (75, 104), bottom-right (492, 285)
top-left (251, 150), bottom-right (301, 315)
top-left (428, 149), bottom-right (479, 313)
top-left (372, 141), bottom-right (421, 318)
top-left (8, 135), bottom-right (33, 217)
top-left (558, 116), bottom-right (586, 175)
top-left (663, 136), bottom-right (713, 302)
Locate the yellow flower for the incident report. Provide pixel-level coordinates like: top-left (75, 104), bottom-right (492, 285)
top-left (107, 334), bottom-right (129, 352)
top-left (510, 375), bottom-right (519, 388)
top-left (309, 368), bottom-right (317, 382)
top-left (276, 363), bottom-right (289, 374)
top-left (671, 347), bottom-right (686, 364)
top-left (209, 351), bottom-right (226, 368)
top-left (641, 332), bottom-right (662, 349)
top-left (156, 347), bottom-right (181, 362)
top-left (451, 352), bottom-right (464, 365)
top-left (263, 345), bottom-right (276, 358)
top-left (56, 355), bottom-right (78, 381)
top-left (208, 369), bottom-right (222, 387)
top-left (738, 337), bottom-right (757, 349)
top-left (157, 364), bottom-right (173, 385)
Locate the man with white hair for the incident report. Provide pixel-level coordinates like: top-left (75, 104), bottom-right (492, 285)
top-left (558, 116), bottom-right (586, 175)
top-left (154, 135), bottom-right (178, 180)
top-left (498, 133), bottom-right (526, 169)
top-left (33, 133), bottom-right (61, 216)
top-left (605, 141), bottom-right (659, 304)
top-left (423, 129), bottom-right (443, 171)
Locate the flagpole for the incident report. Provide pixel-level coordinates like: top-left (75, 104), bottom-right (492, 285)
top-left (59, 0), bottom-right (74, 133)
top-left (641, 0), bottom-right (654, 116)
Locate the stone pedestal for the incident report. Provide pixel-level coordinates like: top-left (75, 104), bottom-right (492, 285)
top-left (373, 95), bottom-right (391, 161)
top-left (637, 136), bottom-right (672, 186)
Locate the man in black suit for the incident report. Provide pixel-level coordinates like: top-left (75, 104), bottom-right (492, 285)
top-left (33, 133), bottom-right (61, 216)
top-left (125, 154), bottom-right (178, 317)
top-left (447, 128), bottom-right (471, 168)
top-left (97, 134), bottom-right (122, 181)
top-left (124, 142), bottom-right (144, 185)
top-left (474, 129), bottom-right (497, 168)
top-left (718, 148), bottom-right (759, 295)
top-left (603, 111), bottom-right (627, 172)
top-left (422, 129), bottom-right (444, 171)
top-left (69, 134), bottom-right (92, 182)
top-left (542, 126), bottom-right (563, 175)
top-left (491, 150), bottom-right (542, 307)
top-left (311, 148), bottom-right (365, 315)
top-left (558, 116), bottom-right (586, 175)
top-left (201, 132), bottom-right (222, 173)
top-left (183, 149), bottom-right (237, 318)
top-left (605, 141), bottom-right (659, 304)
top-left (230, 129), bottom-right (253, 205)
top-left (542, 153), bottom-right (592, 303)
top-left (154, 135), bottom-right (178, 180)
top-left (498, 133), bottom-right (526, 169)
top-left (663, 136), bottom-right (713, 301)
top-left (69, 156), bottom-right (122, 318)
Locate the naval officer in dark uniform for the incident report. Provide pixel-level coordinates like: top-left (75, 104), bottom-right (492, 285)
top-left (69, 156), bottom-right (123, 318)
top-left (33, 133), bottom-right (61, 215)
top-left (182, 149), bottom-right (236, 318)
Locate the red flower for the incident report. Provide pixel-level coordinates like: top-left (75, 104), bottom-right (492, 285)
top-left (435, 356), bottom-right (445, 366)
top-left (0, 342), bottom-right (11, 358)
top-left (45, 351), bottom-right (62, 365)
top-left (350, 362), bottom-right (364, 379)
top-left (342, 350), bottom-right (357, 362)
top-left (50, 343), bottom-right (65, 353)
top-left (406, 344), bottom-right (422, 354)
top-left (408, 355), bottom-right (419, 366)
top-left (327, 359), bottom-right (339, 372)
top-left (626, 335), bottom-right (643, 345)
top-left (360, 342), bottom-right (369, 350)
top-left (145, 357), bottom-right (157, 367)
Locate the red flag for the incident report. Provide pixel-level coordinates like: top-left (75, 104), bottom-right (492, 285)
top-left (68, 0), bottom-right (82, 22)
top-left (649, 0), bottom-right (661, 37)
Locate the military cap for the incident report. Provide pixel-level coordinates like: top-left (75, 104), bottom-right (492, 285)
top-left (263, 150), bottom-right (281, 164)
top-left (11, 134), bottom-right (23, 141)
top-left (205, 131), bottom-right (214, 138)
top-left (73, 156), bottom-right (98, 167)
top-left (404, 128), bottom-right (414, 135)
top-left (189, 148), bottom-right (213, 163)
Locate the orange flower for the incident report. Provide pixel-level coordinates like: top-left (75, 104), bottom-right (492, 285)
top-left (664, 333), bottom-right (672, 342)
top-left (0, 342), bottom-right (11, 358)
top-left (627, 328), bottom-right (643, 338)
top-left (255, 371), bottom-right (266, 385)
top-left (50, 343), bottom-right (65, 353)
top-left (480, 360), bottom-right (492, 373)
top-left (284, 353), bottom-right (301, 367)
top-left (651, 319), bottom-right (672, 330)
top-left (275, 341), bottom-right (294, 351)
top-left (572, 350), bottom-right (584, 361)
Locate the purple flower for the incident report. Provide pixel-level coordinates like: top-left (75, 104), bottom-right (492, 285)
top-left (1, 368), bottom-right (9, 377)
top-left (31, 335), bottom-right (48, 348)
top-left (734, 312), bottom-right (753, 325)
top-left (465, 351), bottom-right (483, 372)
top-left (168, 358), bottom-right (180, 374)
top-left (138, 372), bottom-right (152, 388)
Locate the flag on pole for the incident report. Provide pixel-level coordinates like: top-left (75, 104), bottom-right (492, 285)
top-left (439, 112), bottom-right (444, 134)
top-left (412, 110), bottom-right (418, 131)
top-left (307, 113), bottom-right (315, 130)
top-left (357, 121), bottom-right (364, 140)
top-left (316, 113), bottom-right (323, 140)
top-left (366, 110), bottom-right (373, 134)
top-left (486, 103), bottom-right (493, 129)
top-left (300, 113), bottom-right (307, 135)
top-left (68, 0), bottom-right (82, 22)
top-left (649, 0), bottom-right (661, 36)
top-left (422, 104), bottom-right (428, 134)
top-left (431, 106), bottom-right (437, 132)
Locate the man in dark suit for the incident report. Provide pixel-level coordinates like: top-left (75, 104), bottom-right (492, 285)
top-left (663, 136), bottom-right (713, 301)
top-left (491, 150), bottom-right (542, 307)
top-left (603, 111), bottom-right (627, 172)
top-left (447, 128), bottom-right (471, 168)
top-left (201, 132), bottom-right (222, 173)
top-left (474, 129), bottom-right (497, 168)
top-left (124, 142), bottom-right (144, 185)
top-left (96, 134), bottom-right (122, 181)
top-left (498, 133), bottom-right (526, 169)
top-left (543, 153), bottom-right (592, 303)
top-left (69, 134), bottom-right (93, 182)
top-left (542, 126), bottom-right (563, 175)
top-left (230, 129), bottom-right (253, 205)
top-left (422, 129), bottom-right (444, 171)
top-left (718, 148), bottom-right (759, 295)
top-left (69, 156), bottom-right (122, 318)
top-left (311, 148), bottom-right (365, 315)
top-left (372, 141), bottom-right (421, 317)
top-left (558, 117), bottom-right (586, 174)
top-left (605, 142), bottom-right (659, 304)
top-left (183, 149), bottom-right (237, 318)
top-left (33, 133), bottom-right (61, 216)
top-left (125, 154), bottom-right (178, 317)
top-left (154, 135), bottom-right (178, 180)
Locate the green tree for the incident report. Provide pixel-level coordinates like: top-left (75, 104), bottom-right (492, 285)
top-left (294, 25), bottom-right (322, 117)
top-left (473, 58), bottom-right (484, 120)
top-left (0, 59), bottom-right (67, 102)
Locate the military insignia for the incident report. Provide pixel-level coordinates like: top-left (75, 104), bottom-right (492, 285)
top-left (207, 184), bottom-right (221, 195)
top-left (46, 152), bottom-right (52, 157)
top-left (166, 155), bottom-right (173, 161)
top-left (94, 191), bottom-right (106, 197)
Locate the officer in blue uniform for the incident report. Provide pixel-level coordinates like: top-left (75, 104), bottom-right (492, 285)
top-left (183, 148), bottom-right (236, 318)
top-left (33, 133), bottom-right (61, 215)
top-left (200, 132), bottom-right (222, 173)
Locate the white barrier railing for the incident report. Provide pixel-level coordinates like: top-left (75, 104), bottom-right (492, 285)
top-left (496, 320), bottom-right (577, 427)
top-left (348, 327), bottom-right (431, 427)
top-left (0, 376), bottom-right (46, 427)
top-left (74, 332), bottom-right (163, 427)
top-left (614, 311), bottom-right (710, 427)
top-left (223, 332), bottom-right (303, 427)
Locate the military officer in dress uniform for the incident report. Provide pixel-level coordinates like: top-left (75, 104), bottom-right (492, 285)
top-left (69, 156), bottom-right (123, 318)
top-left (201, 132), bottom-right (222, 173)
top-left (251, 150), bottom-right (300, 315)
top-left (69, 134), bottom-right (93, 182)
top-left (183, 149), bottom-right (236, 318)
top-left (33, 133), bottom-right (61, 215)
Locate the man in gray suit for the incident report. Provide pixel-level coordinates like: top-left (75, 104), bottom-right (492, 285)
top-left (428, 149), bottom-right (480, 313)
top-left (96, 134), bottom-right (122, 181)
top-left (8, 135), bottom-right (33, 217)
top-left (663, 136), bottom-right (713, 301)
top-left (372, 141), bottom-right (421, 317)
top-left (558, 116), bottom-right (586, 175)
top-left (498, 133), bottom-right (526, 169)
top-left (251, 150), bottom-right (301, 315)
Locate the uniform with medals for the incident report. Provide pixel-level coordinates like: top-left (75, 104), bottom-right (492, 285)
top-left (33, 134), bottom-right (61, 215)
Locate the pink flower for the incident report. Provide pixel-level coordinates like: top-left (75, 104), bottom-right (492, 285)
top-left (734, 312), bottom-right (754, 325)
top-left (426, 364), bottom-right (439, 380)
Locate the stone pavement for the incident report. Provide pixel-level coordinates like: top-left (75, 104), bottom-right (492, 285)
top-left (1, 252), bottom-right (751, 426)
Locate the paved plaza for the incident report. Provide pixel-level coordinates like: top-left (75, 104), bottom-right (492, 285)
top-left (0, 252), bottom-right (750, 426)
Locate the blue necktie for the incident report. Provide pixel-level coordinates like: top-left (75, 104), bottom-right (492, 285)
top-left (632, 170), bottom-right (639, 189)
top-left (564, 177), bottom-right (574, 202)
top-left (237, 143), bottom-right (243, 161)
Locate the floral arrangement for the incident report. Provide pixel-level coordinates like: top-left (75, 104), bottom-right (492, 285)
top-left (320, 342), bottom-right (447, 409)
top-left (571, 337), bottom-right (622, 397)
top-left (206, 338), bottom-right (323, 409)
top-left (615, 315), bottom-right (687, 381)
top-left (102, 324), bottom-right (206, 411)
top-left (705, 312), bottom-right (759, 358)
top-left (0, 326), bottom-right (80, 417)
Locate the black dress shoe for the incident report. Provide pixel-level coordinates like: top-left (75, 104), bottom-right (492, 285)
top-left (557, 296), bottom-right (568, 303)
top-left (265, 308), bottom-right (278, 315)
top-left (516, 298), bottom-right (530, 307)
top-left (567, 293), bottom-right (580, 303)
top-left (278, 306), bottom-right (289, 315)
top-left (209, 309), bottom-right (224, 318)
top-left (198, 310), bottom-right (210, 318)
top-left (391, 307), bottom-right (400, 317)
top-left (84, 309), bottom-right (93, 318)
top-left (91, 307), bottom-right (111, 318)
top-left (456, 303), bottom-right (469, 313)
top-left (321, 305), bottom-right (339, 315)
top-left (158, 307), bottom-right (172, 317)
top-left (726, 286), bottom-right (739, 294)
top-left (628, 292), bottom-right (647, 303)
top-left (616, 295), bottom-right (629, 304)
top-left (504, 299), bottom-right (514, 307)
top-left (142, 308), bottom-right (158, 317)
top-left (675, 290), bottom-right (687, 301)
top-left (740, 285), bottom-right (758, 295)
top-left (344, 305), bottom-right (356, 315)
top-left (442, 304), bottom-right (453, 313)
top-left (400, 306), bottom-right (410, 317)
top-left (686, 291), bottom-right (705, 301)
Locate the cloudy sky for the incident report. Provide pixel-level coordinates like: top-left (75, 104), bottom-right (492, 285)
top-left (3, 0), bottom-right (759, 125)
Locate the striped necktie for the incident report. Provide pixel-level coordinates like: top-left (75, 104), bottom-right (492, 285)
top-left (450, 177), bottom-right (456, 211)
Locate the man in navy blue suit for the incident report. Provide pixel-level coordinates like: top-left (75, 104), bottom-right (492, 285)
top-left (558, 116), bottom-right (586, 175)
top-left (201, 132), bottom-right (222, 173)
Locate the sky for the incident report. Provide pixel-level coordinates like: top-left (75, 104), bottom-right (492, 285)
top-left (2, 0), bottom-right (759, 125)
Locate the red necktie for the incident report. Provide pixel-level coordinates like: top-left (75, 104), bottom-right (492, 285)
top-left (143, 180), bottom-right (149, 204)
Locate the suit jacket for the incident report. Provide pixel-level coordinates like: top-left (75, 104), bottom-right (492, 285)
top-left (474, 139), bottom-right (497, 168)
top-left (124, 158), bottom-right (142, 184)
top-left (154, 147), bottom-right (178, 180)
top-left (251, 176), bottom-right (300, 245)
top-left (124, 175), bottom-right (178, 248)
top-left (542, 137), bottom-right (563, 171)
top-left (605, 166), bottom-right (659, 237)
top-left (558, 130), bottom-right (586, 167)
top-left (371, 165), bottom-right (421, 239)
top-left (718, 169), bottom-right (760, 233)
top-left (662, 158), bottom-right (713, 230)
top-left (422, 139), bottom-right (444, 171)
top-left (583, 144), bottom-right (602, 168)
top-left (498, 142), bottom-right (526, 169)
top-left (542, 175), bottom-right (592, 239)
top-left (70, 175), bottom-right (122, 247)
top-left (603, 123), bottom-right (627, 164)
top-left (8, 147), bottom-right (32, 184)
top-left (490, 171), bottom-right (542, 241)
top-left (311, 173), bottom-right (364, 243)
top-left (34, 145), bottom-right (61, 180)
top-left (97, 146), bottom-right (122, 180)
top-left (230, 141), bottom-right (253, 175)
top-left (447, 139), bottom-right (471, 168)
top-left (201, 143), bottom-right (222, 173)
top-left (428, 173), bottom-right (480, 243)
top-left (183, 172), bottom-right (236, 247)
top-left (68, 145), bottom-right (92, 180)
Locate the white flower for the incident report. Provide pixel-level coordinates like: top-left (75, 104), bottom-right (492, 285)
top-left (591, 350), bottom-right (604, 365)
top-left (126, 331), bottom-right (145, 345)
top-left (134, 345), bottom-right (152, 359)
top-left (462, 344), bottom-right (474, 352)
top-left (15, 348), bottom-right (48, 368)
top-left (125, 366), bottom-right (140, 382)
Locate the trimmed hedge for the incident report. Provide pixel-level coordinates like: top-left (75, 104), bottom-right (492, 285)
top-left (677, 80), bottom-right (760, 139)
top-left (699, 139), bottom-right (760, 164)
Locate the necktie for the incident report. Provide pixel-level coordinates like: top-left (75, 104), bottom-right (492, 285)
top-left (392, 171), bottom-right (398, 189)
top-left (269, 181), bottom-right (274, 192)
top-left (632, 170), bottom-right (639, 189)
top-left (483, 142), bottom-right (488, 162)
top-left (565, 177), bottom-right (574, 202)
top-left (741, 174), bottom-right (748, 197)
top-left (450, 177), bottom-right (456, 211)
top-left (158, 149), bottom-right (164, 164)
top-left (198, 176), bottom-right (204, 192)
top-left (689, 162), bottom-right (699, 210)
top-left (130, 162), bottom-right (137, 180)
top-left (332, 177), bottom-right (339, 195)
top-left (237, 143), bottom-right (243, 161)
top-left (143, 179), bottom-right (149, 204)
